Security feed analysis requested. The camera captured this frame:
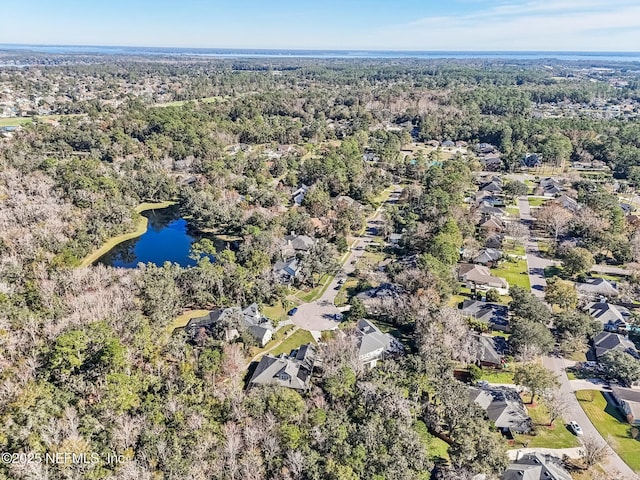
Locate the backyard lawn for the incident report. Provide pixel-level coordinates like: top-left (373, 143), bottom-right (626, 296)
top-left (506, 206), bottom-right (520, 217)
top-left (269, 329), bottom-right (315, 357)
top-left (515, 402), bottom-right (580, 449)
top-left (492, 258), bottom-right (531, 289)
top-left (576, 390), bottom-right (640, 473)
top-left (528, 197), bottom-right (549, 207)
top-left (478, 365), bottom-right (516, 384)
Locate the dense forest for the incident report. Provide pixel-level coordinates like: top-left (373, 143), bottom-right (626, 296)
top-left (1, 55), bottom-right (640, 480)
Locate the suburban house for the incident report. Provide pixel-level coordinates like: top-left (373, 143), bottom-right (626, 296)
top-left (273, 257), bottom-right (301, 285)
top-left (477, 202), bottom-right (507, 218)
top-left (280, 233), bottom-right (316, 259)
top-left (461, 300), bottom-right (510, 332)
top-left (389, 232), bottom-right (404, 246)
top-left (292, 184), bottom-right (310, 206)
top-left (593, 331), bottom-right (638, 359)
top-left (185, 304), bottom-right (275, 347)
top-left (334, 195), bottom-right (363, 209)
top-left (555, 194), bottom-right (579, 212)
top-left (480, 155), bottom-right (502, 171)
top-left (480, 181), bottom-right (503, 194)
top-left (611, 386), bottom-right (640, 425)
top-left (248, 344), bottom-right (316, 391)
top-left (458, 264), bottom-right (509, 295)
top-left (477, 143), bottom-right (497, 155)
top-left (521, 153), bottom-right (542, 168)
top-left (479, 216), bottom-right (505, 234)
top-left (587, 302), bottom-right (631, 333)
top-left (355, 319), bottom-right (400, 369)
top-left (441, 140), bottom-right (455, 148)
top-left (501, 453), bottom-right (572, 480)
top-left (469, 386), bottom-right (532, 434)
top-left (620, 203), bottom-right (634, 215)
top-left (356, 283), bottom-right (406, 315)
top-left (539, 177), bottom-right (564, 197)
top-left (485, 234), bottom-right (504, 249)
top-left (576, 278), bottom-right (619, 298)
top-left (473, 248), bottom-right (503, 266)
top-left (470, 333), bottom-right (503, 368)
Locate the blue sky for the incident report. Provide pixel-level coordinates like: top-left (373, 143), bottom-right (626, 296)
top-left (2, 0), bottom-right (640, 51)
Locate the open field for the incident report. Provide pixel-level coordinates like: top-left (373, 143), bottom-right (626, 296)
top-left (79, 201), bottom-right (176, 267)
top-left (0, 117), bottom-right (32, 127)
top-left (576, 390), bottom-right (640, 472)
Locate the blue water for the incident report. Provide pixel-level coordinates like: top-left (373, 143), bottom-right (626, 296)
top-left (2, 44), bottom-right (640, 62)
top-left (95, 206), bottom-right (218, 268)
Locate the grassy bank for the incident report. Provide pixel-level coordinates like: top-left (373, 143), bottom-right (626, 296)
top-left (79, 201), bottom-right (176, 267)
top-left (576, 390), bottom-right (640, 472)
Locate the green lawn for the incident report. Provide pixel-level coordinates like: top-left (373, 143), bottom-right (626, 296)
top-left (0, 117), bottom-right (32, 127)
top-left (335, 278), bottom-right (359, 306)
top-left (478, 367), bottom-right (515, 384)
top-left (262, 301), bottom-right (293, 324)
top-left (492, 258), bottom-right (531, 289)
top-left (576, 390), bottom-right (640, 472)
top-left (269, 329), bottom-right (315, 357)
top-left (528, 197), bottom-right (549, 207)
top-left (515, 403), bottom-right (580, 449)
top-left (506, 206), bottom-right (520, 217)
top-left (503, 239), bottom-right (526, 256)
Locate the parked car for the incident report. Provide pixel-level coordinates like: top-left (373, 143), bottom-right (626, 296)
top-left (569, 421), bottom-right (583, 436)
top-left (287, 308), bottom-right (298, 316)
top-left (337, 278), bottom-right (345, 285)
top-left (334, 313), bottom-right (344, 321)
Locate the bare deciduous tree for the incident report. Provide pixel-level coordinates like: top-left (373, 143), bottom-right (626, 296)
top-left (535, 203), bottom-right (573, 241)
top-left (580, 434), bottom-right (610, 467)
top-left (542, 390), bottom-right (570, 426)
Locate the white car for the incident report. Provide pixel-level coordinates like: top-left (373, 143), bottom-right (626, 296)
top-left (569, 421), bottom-right (583, 436)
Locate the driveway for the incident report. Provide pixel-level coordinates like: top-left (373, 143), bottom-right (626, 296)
top-left (544, 355), bottom-right (639, 479)
top-left (517, 196), bottom-right (557, 298)
top-left (290, 186), bottom-right (402, 332)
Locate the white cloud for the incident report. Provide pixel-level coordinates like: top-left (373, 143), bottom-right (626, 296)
top-left (369, 0), bottom-right (640, 51)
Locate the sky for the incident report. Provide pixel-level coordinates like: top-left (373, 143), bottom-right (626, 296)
top-left (1, 0), bottom-right (640, 51)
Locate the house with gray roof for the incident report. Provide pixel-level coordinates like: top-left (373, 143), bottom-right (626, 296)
top-left (521, 153), bottom-right (542, 168)
top-left (186, 304), bottom-right (275, 347)
top-left (501, 453), bottom-right (571, 480)
top-left (611, 386), bottom-right (640, 425)
top-left (587, 302), bottom-right (631, 333)
top-left (280, 233), bottom-right (316, 258)
top-left (292, 184), bottom-right (310, 206)
top-left (480, 181), bottom-right (503, 194)
top-left (355, 319), bottom-right (400, 369)
top-left (470, 333), bottom-right (503, 367)
top-left (355, 283), bottom-right (406, 315)
top-left (473, 248), bottom-right (503, 266)
top-left (461, 300), bottom-right (510, 332)
top-left (555, 194), bottom-right (579, 212)
top-left (469, 386), bottom-right (532, 434)
top-left (273, 257), bottom-right (300, 285)
top-left (248, 344), bottom-right (316, 391)
top-left (593, 331), bottom-right (638, 359)
top-left (577, 278), bottom-right (619, 298)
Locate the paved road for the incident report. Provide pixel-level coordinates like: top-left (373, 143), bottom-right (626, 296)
top-left (290, 186), bottom-right (402, 332)
top-left (544, 356), bottom-right (639, 479)
top-left (517, 196), bottom-right (557, 298)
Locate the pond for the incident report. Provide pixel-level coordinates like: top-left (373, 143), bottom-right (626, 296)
top-left (95, 205), bottom-right (225, 268)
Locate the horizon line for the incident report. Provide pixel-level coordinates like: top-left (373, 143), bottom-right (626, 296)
top-left (1, 43), bottom-right (640, 55)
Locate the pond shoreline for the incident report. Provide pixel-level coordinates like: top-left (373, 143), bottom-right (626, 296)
top-left (79, 201), bottom-right (177, 268)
